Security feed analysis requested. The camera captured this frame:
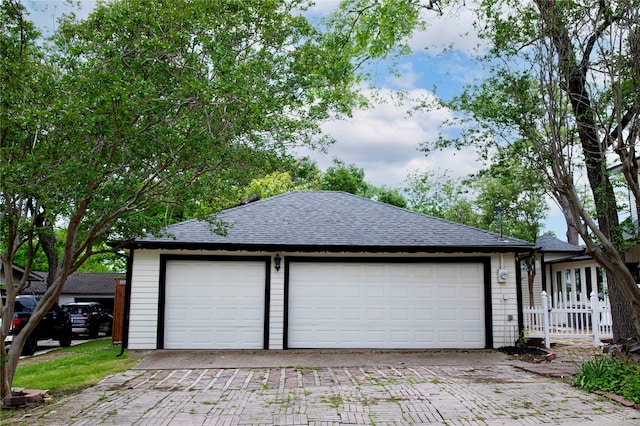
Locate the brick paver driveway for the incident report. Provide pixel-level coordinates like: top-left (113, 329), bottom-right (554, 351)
top-left (19, 360), bottom-right (640, 425)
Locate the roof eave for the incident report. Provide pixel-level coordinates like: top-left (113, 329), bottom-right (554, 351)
top-left (124, 241), bottom-right (534, 254)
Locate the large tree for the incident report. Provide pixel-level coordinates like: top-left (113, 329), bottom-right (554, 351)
top-left (405, 151), bottom-right (548, 309)
top-left (424, 0), bottom-right (640, 339)
top-left (0, 0), bottom-right (415, 403)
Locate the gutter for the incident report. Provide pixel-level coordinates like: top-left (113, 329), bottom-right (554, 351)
top-left (117, 241), bottom-right (536, 254)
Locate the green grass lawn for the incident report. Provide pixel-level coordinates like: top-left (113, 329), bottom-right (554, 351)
top-left (11, 339), bottom-right (139, 393)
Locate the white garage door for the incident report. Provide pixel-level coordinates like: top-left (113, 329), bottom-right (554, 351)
top-left (164, 259), bottom-right (266, 349)
top-left (288, 261), bottom-right (485, 349)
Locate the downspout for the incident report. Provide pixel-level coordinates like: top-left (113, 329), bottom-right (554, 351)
top-left (117, 249), bottom-right (134, 357)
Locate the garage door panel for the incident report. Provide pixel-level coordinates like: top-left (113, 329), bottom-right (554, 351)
top-left (463, 308), bottom-right (482, 321)
top-left (413, 265), bottom-right (434, 278)
top-left (164, 260), bottom-right (266, 349)
top-left (464, 330), bottom-right (483, 344)
top-left (438, 287), bottom-right (458, 298)
top-left (341, 285), bottom-right (360, 297)
top-left (390, 330), bottom-right (410, 342)
top-left (388, 265), bottom-right (410, 278)
top-left (390, 308), bottom-right (409, 320)
top-left (437, 266), bottom-right (458, 278)
top-left (438, 309), bottom-right (458, 321)
top-left (414, 286), bottom-right (433, 298)
top-left (365, 265), bottom-right (385, 277)
top-left (366, 285), bottom-right (385, 297)
top-left (288, 261), bottom-right (485, 349)
top-left (439, 330), bottom-right (458, 343)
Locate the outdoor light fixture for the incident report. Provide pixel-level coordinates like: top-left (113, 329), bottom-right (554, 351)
top-left (274, 253), bottom-right (282, 271)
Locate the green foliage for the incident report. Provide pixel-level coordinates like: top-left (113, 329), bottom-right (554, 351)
top-left (242, 171), bottom-right (317, 200)
top-left (11, 230), bottom-right (125, 273)
top-left (405, 170), bottom-right (480, 227)
top-left (572, 355), bottom-right (640, 403)
top-left (321, 158), bottom-right (369, 195)
top-left (237, 157), bottom-right (323, 201)
top-left (515, 330), bottom-right (529, 349)
top-left (405, 159), bottom-right (545, 243)
top-left (373, 186), bottom-right (407, 208)
top-left (237, 156), bottom-right (408, 208)
top-left (323, 0), bottom-right (428, 74)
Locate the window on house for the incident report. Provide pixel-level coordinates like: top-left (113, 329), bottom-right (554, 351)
top-left (565, 269), bottom-right (572, 299)
top-left (575, 268), bottom-right (582, 296)
top-left (585, 267), bottom-right (592, 296)
top-left (597, 267), bottom-right (605, 294)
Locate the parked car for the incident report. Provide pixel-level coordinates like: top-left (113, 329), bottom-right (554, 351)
top-left (2, 295), bottom-right (73, 355)
top-left (62, 302), bottom-right (113, 338)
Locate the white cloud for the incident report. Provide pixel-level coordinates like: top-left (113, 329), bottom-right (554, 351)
top-left (26, 1), bottom-right (97, 35)
top-left (385, 62), bottom-right (421, 89)
top-left (410, 2), bottom-right (486, 56)
top-left (296, 89), bottom-right (478, 189)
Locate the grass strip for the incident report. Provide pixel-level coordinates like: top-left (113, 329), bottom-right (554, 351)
top-left (11, 339), bottom-right (139, 393)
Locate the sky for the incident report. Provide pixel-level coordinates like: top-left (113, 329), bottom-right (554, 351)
top-left (22, 0), bottom-right (567, 239)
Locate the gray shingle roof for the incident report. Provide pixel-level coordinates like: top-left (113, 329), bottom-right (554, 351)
top-left (535, 235), bottom-right (584, 254)
top-left (22, 273), bottom-right (121, 296)
top-left (131, 191), bottom-right (534, 252)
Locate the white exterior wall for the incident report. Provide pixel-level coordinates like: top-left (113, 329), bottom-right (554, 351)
top-left (269, 255), bottom-right (285, 350)
top-left (489, 253), bottom-right (519, 347)
top-left (128, 250), bottom-right (162, 349)
top-left (127, 249), bottom-right (521, 350)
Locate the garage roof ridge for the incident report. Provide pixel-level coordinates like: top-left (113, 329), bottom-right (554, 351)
top-left (124, 190), bottom-right (534, 251)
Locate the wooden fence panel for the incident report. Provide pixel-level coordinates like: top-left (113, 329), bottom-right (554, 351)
top-left (112, 278), bottom-right (126, 344)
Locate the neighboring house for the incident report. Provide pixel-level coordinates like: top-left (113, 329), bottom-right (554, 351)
top-left (120, 190), bottom-right (534, 351)
top-left (530, 235), bottom-right (606, 308)
top-left (21, 273), bottom-right (121, 313)
top-left (608, 160), bottom-right (640, 283)
top-left (0, 262), bottom-right (45, 293)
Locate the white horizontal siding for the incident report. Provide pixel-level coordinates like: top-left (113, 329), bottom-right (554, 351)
top-left (490, 254), bottom-right (519, 348)
top-left (127, 250), bottom-right (161, 349)
top-left (269, 261), bottom-right (285, 349)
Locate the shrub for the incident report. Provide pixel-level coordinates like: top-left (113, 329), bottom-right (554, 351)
top-left (572, 355), bottom-right (640, 403)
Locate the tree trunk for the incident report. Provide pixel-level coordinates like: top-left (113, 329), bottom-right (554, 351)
top-left (535, 0), bottom-right (640, 341)
top-left (606, 273), bottom-right (640, 341)
top-left (36, 219), bottom-right (58, 290)
top-left (565, 222), bottom-right (579, 246)
top-left (525, 257), bottom-right (537, 308)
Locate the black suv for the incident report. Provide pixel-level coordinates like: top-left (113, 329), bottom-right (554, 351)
top-left (62, 302), bottom-right (113, 338)
top-left (3, 295), bottom-right (73, 355)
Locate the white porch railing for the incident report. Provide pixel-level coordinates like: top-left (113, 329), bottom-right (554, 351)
top-left (523, 291), bottom-right (613, 348)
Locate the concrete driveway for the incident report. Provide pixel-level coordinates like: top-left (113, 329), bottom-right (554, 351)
top-left (12, 349), bottom-right (640, 425)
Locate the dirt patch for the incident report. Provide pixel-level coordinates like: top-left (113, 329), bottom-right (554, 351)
top-left (498, 345), bottom-right (550, 363)
top-left (500, 339), bottom-right (602, 364)
top-left (16, 351), bottom-right (77, 367)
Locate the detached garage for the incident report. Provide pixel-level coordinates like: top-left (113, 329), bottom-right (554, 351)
top-left (122, 191), bottom-right (533, 351)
